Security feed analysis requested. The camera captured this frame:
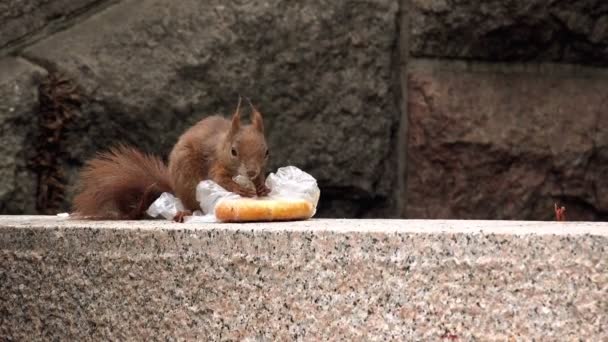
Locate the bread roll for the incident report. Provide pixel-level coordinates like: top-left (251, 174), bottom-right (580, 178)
top-left (214, 198), bottom-right (314, 222)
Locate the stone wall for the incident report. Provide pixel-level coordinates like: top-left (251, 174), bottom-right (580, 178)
top-left (0, 0), bottom-right (116, 52)
top-left (406, 0), bottom-right (608, 220)
top-left (0, 59), bottom-right (46, 214)
top-left (0, 0), bottom-right (606, 219)
top-left (410, 0), bottom-right (608, 65)
top-left (406, 60), bottom-right (608, 220)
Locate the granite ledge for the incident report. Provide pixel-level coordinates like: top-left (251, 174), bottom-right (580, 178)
top-left (1, 215), bottom-right (607, 235)
top-left (1, 216), bottom-right (607, 340)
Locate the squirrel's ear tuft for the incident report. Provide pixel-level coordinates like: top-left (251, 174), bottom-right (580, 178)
top-left (229, 96), bottom-right (242, 136)
top-left (247, 98), bottom-right (264, 133)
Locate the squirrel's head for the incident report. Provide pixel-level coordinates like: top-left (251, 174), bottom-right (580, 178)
top-left (220, 98), bottom-right (269, 180)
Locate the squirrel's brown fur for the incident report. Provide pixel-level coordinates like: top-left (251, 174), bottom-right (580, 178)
top-left (72, 99), bottom-right (270, 220)
top-left (72, 145), bottom-right (172, 219)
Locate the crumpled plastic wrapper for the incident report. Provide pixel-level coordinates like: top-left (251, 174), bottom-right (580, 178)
top-left (146, 192), bottom-right (186, 221)
top-left (147, 166), bottom-right (320, 223)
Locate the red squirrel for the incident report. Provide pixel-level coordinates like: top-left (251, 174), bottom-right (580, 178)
top-left (72, 98), bottom-right (270, 221)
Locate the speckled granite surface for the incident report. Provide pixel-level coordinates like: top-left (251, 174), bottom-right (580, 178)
top-left (1, 216), bottom-right (606, 340)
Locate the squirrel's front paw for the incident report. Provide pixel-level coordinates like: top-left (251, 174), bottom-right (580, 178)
top-left (173, 210), bottom-right (192, 223)
top-left (256, 184), bottom-right (271, 197)
top-left (234, 186), bottom-right (257, 198)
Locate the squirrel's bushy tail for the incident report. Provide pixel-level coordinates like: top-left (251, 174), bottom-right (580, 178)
top-left (72, 145), bottom-right (172, 220)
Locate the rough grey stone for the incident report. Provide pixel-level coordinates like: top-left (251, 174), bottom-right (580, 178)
top-left (406, 62), bottom-right (608, 220)
top-left (411, 0), bottom-right (608, 65)
top-left (0, 0), bottom-right (107, 50)
top-left (0, 58), bottom-right (46, 214)
top-left (24, 0), bottom-right (401, 217)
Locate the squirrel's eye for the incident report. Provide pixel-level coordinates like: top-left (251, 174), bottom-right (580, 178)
top-left (231, 148), bottom-right (237, 157)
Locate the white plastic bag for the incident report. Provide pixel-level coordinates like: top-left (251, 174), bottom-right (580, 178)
top-left (146, 192), bottom-right (186, 221)
top-left (195, 179), bottom-right (241, 217)
top-left (265, 166), bottom-right (320, 207)
top-left (147, 166), bottom-right (320, 223)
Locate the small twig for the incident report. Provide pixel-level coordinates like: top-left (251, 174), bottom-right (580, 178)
top-left (554, 203), bottom-right (566, 221)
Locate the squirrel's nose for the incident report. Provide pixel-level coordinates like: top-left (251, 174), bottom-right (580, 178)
top-left (247, 170), bottom-right (258, 179)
